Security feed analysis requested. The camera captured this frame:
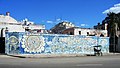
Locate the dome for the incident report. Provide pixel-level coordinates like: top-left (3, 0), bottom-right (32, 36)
top-left (0, 15), bottom-right (18, 24)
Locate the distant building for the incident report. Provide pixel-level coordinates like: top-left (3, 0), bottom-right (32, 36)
top-left (21, 18), bottom-right (46, 34)
top-left (50, 21), bottom-right (75, 34)
top-left (50, 21), bottom-right (107, 37)
top-left (62, 27), bottom-right (108, 37)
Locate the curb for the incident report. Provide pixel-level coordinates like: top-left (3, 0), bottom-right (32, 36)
top-left (7, 54), bottom-right (86, 58)
top-left (6, 53), bottom-right (120, 58)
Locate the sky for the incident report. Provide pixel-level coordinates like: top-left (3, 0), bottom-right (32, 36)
top-left (0, 0), bottom-right (120, 29)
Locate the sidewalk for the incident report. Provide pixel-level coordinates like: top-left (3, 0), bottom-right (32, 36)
top-left (7, 54), bottom-right (86, 58)
top-left (5, 53), bottom-right (120, 58)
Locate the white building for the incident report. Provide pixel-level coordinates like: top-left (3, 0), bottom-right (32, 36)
top-left (0, 12), bottom-right (25, 37)
top-left (0, 12), bottom-right (46, 37)
top-left (21, 18), bottom-right (45, 34)
top-left (63, 27), bottom-right (108, 37)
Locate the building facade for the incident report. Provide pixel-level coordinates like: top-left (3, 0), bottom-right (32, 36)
top-left (51, 22), bottom-right (108, 37)
top-left (21, 18), bottom-right (46, 34)
top-left (63, 27), bottom-right (108, 37)
top-left (0, 12), bottom-right (25, 37)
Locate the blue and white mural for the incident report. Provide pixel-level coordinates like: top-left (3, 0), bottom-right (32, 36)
top-left (21, 35), bottom-right (45, 53)
top-left (5, 32), bottom-right (109, 55)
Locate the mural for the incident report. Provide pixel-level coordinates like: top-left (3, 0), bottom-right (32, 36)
top-left (45, 36), bottom-right (96, 54)
top-left (5, 32), bottom-right (20, 54)
top-left (21, 35), bottom-right (45, 53)
top-left (5, 32), bottom-right (109, 55)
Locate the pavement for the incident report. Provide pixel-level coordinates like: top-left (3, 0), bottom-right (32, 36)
top-left (0, 54), bottom-right (120, 68)
top-left (5, 53), bottom-right (120, 58)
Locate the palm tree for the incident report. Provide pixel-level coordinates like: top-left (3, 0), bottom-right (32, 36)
top-left (102, 12), bottom-right (120, 52)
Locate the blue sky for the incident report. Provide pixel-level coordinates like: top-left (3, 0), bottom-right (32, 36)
top-left (0, 0), bottom-right (120, 29)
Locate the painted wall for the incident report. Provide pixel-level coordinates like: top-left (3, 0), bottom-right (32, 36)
top-left (5, 32), bottom-right (109, 55)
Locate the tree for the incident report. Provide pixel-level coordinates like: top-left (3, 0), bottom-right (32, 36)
top-left (102, 12), bottom-right (120, 52)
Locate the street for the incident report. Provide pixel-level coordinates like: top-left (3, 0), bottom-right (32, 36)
top-left (0, 54), bottom-right (120, 68)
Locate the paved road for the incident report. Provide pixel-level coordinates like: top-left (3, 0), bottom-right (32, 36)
top-left (0, 55), bottom-right (120, 68)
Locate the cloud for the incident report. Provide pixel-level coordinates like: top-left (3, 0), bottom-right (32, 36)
top-left (46, 18), bottom-right (71, 24)
top-left (103, 3), bottom-right (120, 14)
top-left (80, 24), bottom-right (88, 27)
top-left (56, 18), bottom-right (61, 21)
top-left (46, 21), bottom-right (54, 24)
top-left (46, 18), bottom-right (62, 24)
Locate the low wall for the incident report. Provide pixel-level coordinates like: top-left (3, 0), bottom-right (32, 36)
top-left (5, 32), bottom-right (109, 55)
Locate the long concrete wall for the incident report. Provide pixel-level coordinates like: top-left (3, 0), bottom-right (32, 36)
top-left (5, 32), bottom-right (109, 55)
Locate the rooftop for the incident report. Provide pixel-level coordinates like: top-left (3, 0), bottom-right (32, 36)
top-left (0, 12), bottom-right (18, 24)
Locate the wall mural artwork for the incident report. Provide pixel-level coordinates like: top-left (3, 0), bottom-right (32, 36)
top-left (9, 36), bottom-right (19, 46)
top-left (5, 32), bottom-right (20, 54)
top-left (45, 36), bottom-right (97, 54)
top-left (5, 32), bottom-right (109, 55)
top-left (98, 38), bottom-right (109, 53)
top-left (21, 35), bottom-right (45, 53)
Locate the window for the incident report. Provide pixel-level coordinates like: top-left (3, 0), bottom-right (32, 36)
top-left (79, 31), bottom-right (81, 35)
